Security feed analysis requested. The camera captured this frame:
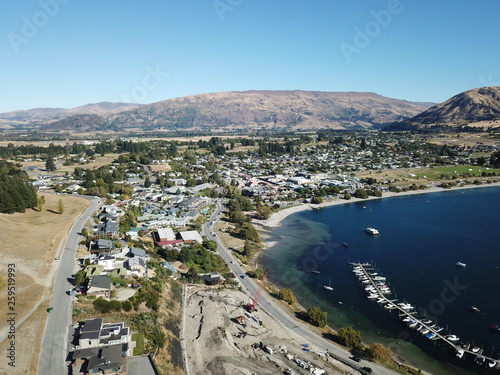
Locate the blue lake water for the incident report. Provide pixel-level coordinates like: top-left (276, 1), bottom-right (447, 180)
top-left (260, 186), bottom-right (500, 374)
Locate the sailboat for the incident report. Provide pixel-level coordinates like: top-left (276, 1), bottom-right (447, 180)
top-left (323, 278), bottom-right (333, 291)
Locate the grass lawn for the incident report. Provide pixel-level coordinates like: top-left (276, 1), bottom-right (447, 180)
top-left (357, 165), bottom-right (500, 183)
top-left (132, 333), bottom-right (145, 356)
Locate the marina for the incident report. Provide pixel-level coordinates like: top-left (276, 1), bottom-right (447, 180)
top-left (350, 262), bottom-right (500, 371)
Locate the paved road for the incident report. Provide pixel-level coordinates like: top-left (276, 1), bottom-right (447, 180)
top-left (202, 200), bottom-right (400, 375)
top-left (38, 196), bottom-right (101, 375)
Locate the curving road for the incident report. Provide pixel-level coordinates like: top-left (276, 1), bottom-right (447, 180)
top-left (202, 200), bottom-right (400, 375)
top-left (38, 195), bottom-right (101, 375)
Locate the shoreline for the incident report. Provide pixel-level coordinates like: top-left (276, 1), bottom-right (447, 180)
top-left (257, 181), bottom-right (500, 230)
top-left (252, 181), bottom-right (500, 375)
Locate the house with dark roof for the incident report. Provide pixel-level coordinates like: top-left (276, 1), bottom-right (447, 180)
top-left (90, 239), bottom-right (115, 255)
top-left (87, 275), bottom-right (112, 298)
top-left (72, 318), bottom-right (130, 374)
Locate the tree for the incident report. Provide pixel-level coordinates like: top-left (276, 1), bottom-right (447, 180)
top-left (368, 343), bottom-right (392, 363)
top-left (144, 177), bottom-right (152, 188)
top-left (37, 195), bottom-right (45, 212)
top-left (45, 156), bottom-right (56, 171)
top-left (353, 189), bottom-right (369, 199)
top-left (256, 204), bottom-right (272, 220)
top-left (74, 270), bottom-right (86, 286)
top-left (344, 192), bottom-right (352, 200)
top-left (239, 222), bottom-right (260, 242)
top-left (278, 288), bottom-right (297, 306)
top-left (311, 196), bottom-right (323, 204)
top-left (337, 327), bottom-right (362, 350)
top-left (58, 198), bottom-right (64, 214)
top-left (306, 306), bottom-right (327, 328)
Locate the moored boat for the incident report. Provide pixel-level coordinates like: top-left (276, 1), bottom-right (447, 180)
top-left (455, 261), bottom-right (466, 267)
top-left (446, 334), bottom-right (460, 341)
top-left (365, 227), bottom-right (380, 235)
top-left (456, 348), bottom-right (464, 358)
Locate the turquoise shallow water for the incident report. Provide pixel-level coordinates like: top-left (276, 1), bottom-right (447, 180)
top-left (260, 186), bottom-right (500, 374)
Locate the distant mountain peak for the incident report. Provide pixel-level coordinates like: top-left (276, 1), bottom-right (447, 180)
top-left (395, 86), bottom-right (500, 129)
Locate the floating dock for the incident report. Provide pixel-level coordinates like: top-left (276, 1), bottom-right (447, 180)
top-left (350, 262), bottom-right (500, 370)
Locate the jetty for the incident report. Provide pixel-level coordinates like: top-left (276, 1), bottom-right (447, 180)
top-left (350, 262), bottom-right (500, 370)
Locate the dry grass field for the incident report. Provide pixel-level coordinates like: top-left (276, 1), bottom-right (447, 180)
top-left (0, 193), bottom-right (89, 374)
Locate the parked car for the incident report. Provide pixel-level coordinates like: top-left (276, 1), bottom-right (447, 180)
top-left (47, 307), bottom-right (54, 313)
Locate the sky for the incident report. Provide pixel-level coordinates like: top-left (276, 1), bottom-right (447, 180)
top-left (1, 0), bottom-right (499, 113)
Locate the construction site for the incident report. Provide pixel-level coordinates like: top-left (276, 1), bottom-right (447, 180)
top-left (182, 283), bottom-right (362, 375)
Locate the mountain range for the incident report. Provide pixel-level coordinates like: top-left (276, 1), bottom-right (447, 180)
top-left (0, 90), bottom-right (432, 132)
top-left (1, 87), bottom-right (500, 132)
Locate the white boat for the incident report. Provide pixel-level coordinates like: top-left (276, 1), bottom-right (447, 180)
top-left (446, 335), bottom-right (460, 341)
top-left (323, 278), bottom-right (333, 291)
top-left (489, 360), bottom-right (497, 368)
top-left (456, 348), bottom-right (464, 358)
top-left (366, 227), bottom-right (380, 235)
top-left (472, 346), bottom-right (480, 353)
top-left (455, 261), bottom-right (466, 267)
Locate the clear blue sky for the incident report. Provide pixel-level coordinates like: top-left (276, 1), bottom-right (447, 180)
top-left (1, 0), bottom-right (499, 112)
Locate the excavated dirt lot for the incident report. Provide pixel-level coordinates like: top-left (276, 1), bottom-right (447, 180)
top-left (184, 286), bottom-right (360, 375)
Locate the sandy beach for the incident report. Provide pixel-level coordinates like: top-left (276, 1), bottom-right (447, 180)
top-left (258, 181), bottom-right (500, 229)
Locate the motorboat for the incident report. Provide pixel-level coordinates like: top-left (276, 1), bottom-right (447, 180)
top-left (469, 306), bottom-right (480, 313)
top-left (456, 348), bottom-right (464, 358)
top-left (489, 360), bottom-right (497, 368)
top-left (365, 227), bottom-right (380, 235)
top-left (472, 346), bottom-right (480, 353)
top-left (426, 333), bottom-right (437, 339)
top-left (490, 323), bottom-right (500, 332)
top-left (455, 261), bottom-right (466, 267)
top-left (446, 335), bottom-right (460, 341)
top-left (421, 329), bottom-right (430, 335)
top-left (433, 326), bottom-right (443, 333)
top-left (476, 356), bottom-right (486, 365)
top-left (323, 278), bottom-right (333, 291)
top-left (312, 270), bottom-right (320, 274)
top-left (342, 242), bottom-right (349, 248)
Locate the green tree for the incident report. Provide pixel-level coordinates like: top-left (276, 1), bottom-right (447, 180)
top-left (337, 327), bottom-right (362, 350)
top-left (353, 189), bottom-right (369, 199)
top-left (256, 204), bottom-right (272, 220)
top-left (74, 270), bottom-right (86, 286)
top-left (122, 300), bottom-right (133, 312)
top-left (368, 343), bottom-right (392, 363)
top-left (306, 306), bottom-right (327, 328)
top-left (278, 288), bottom-right (297, 306)
top-left (239, 222), bottom-right (260, 242)
top-left (144, 177), bottom-right (152, 188)
top-left (37, 195), bottom-right (45, 211)
top-left (45, 156), bottom-right (56, 171)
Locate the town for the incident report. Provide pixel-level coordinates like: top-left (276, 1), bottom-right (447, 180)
top-left (1, 131), bottom-right (500, 375)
